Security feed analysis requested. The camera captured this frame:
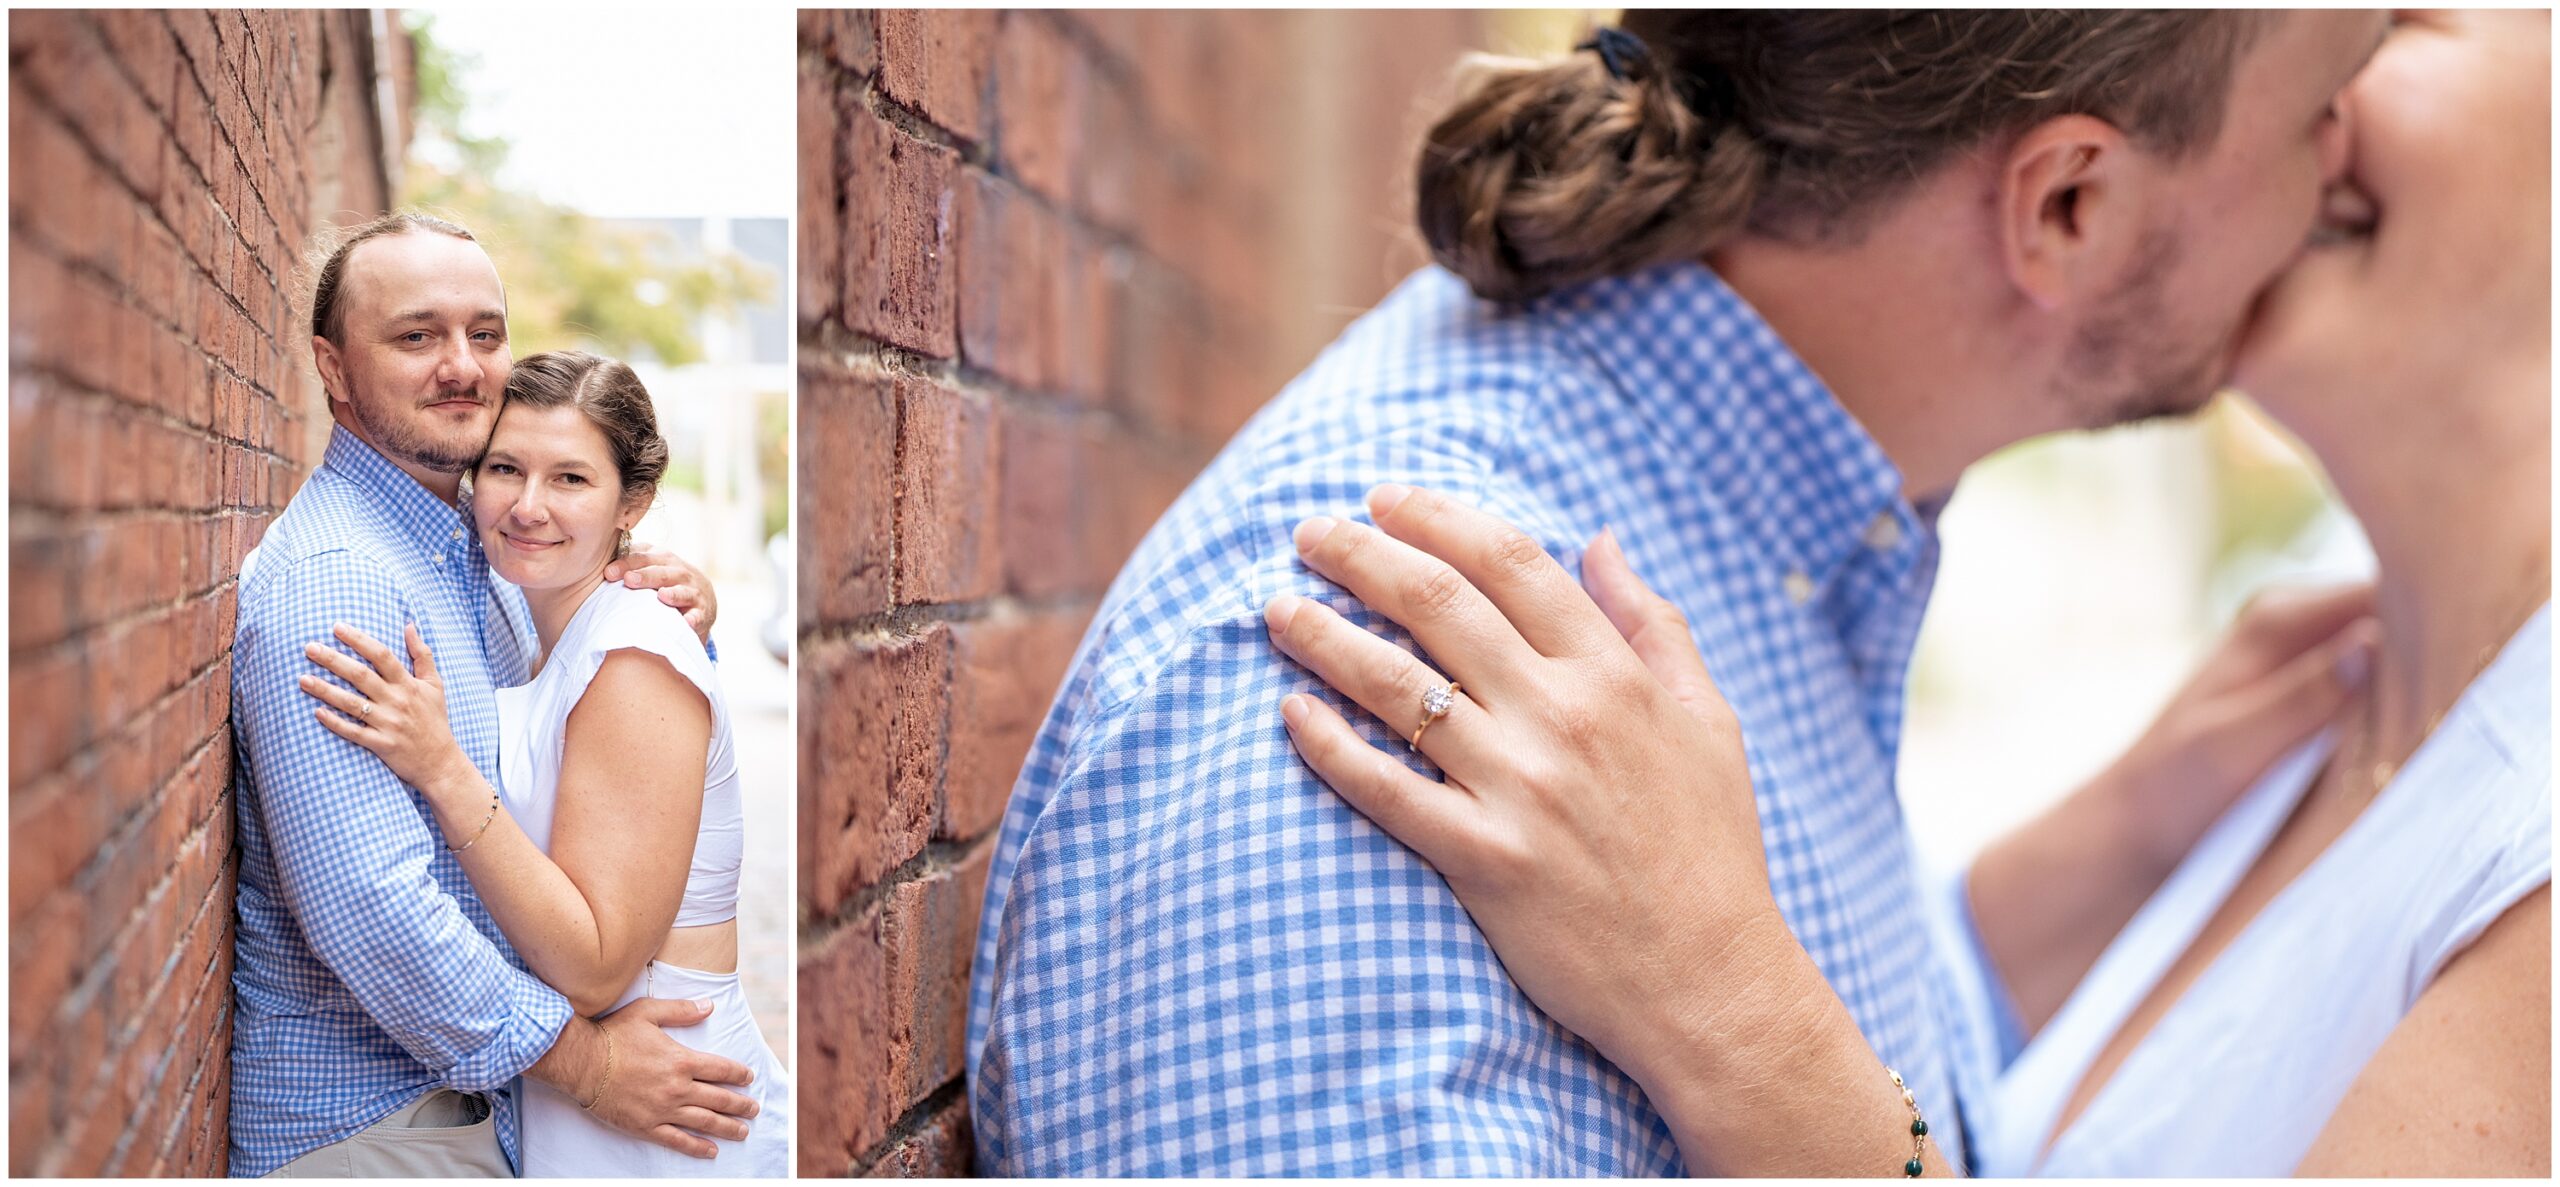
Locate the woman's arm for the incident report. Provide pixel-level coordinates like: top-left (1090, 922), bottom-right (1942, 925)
top-left (304, 625), bottom-right (710, 1015)
top-left (2295, 885), bottom-right (2549, 1175)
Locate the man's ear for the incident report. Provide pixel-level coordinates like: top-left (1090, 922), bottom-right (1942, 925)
top-left (311, 335), bottom-right (348, 405)
top-left (1999, 114), bottom-right (2147, 312)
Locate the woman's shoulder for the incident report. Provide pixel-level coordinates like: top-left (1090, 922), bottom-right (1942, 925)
top-left (563, 582), bottom-right (718, 699)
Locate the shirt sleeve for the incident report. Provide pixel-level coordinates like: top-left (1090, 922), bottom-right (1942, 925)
top-left (231, 549), bottom-right (572, 1091)
top-left (970, 601), bottom-right (1684, 1174)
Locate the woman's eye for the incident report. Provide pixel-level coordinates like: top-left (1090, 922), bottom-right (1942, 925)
top-left (485, 463), bottom-right (515, 476)
top-left (560, 474), bottom-right (586, 486)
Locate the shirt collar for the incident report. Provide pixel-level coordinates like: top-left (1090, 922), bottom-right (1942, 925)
top-left (321, 424), bottom-right (475, 562)
top-left (1532, 259), bottom-right (1919, 587)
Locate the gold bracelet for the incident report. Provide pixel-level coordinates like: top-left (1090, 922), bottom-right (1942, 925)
top-left (581, 1020), bottom-right (615, 1112)
top-left (451, 790), bottom-right (499, 853)
top-left (1890, 1066), bottom-right (1929, 1176)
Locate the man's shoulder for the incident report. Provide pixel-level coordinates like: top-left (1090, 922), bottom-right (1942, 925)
top-left (238, 482), bottom-right (417, 632)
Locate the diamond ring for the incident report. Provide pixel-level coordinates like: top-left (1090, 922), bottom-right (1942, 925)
top-left (1409, 680), bottom-right (1461, 750)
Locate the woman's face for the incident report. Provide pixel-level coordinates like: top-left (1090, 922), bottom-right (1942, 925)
top-left (2233, 11), bottom-right (2551, 442)
top-left (471, 402), bottom-right (643, 592)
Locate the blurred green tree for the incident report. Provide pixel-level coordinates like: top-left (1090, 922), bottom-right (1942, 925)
top-left (400, 14), bottom-right (770, 366)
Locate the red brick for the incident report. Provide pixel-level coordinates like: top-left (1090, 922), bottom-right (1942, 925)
top-left (803, 626), bottom-right (948, 921)
top-left (992, 13), bottom-right (1080, 207)
top-left (799, 372), bottom-right (897, 626)
top-left (945, 608), bottom-right (1090, 842)
top-left (876, 10), bottom-right (994, 145)
top-left (954, 170), bottom-right (1061, 394)
top-left (1073, 71), bottom-right (1141, 235)
top-left (798, 67), bottom-right (842, 331)
top-left (862, 1094), bottom-right (973, 1177)
top-left (996, 405), bottom-right (1099, 598)
top-left (841, 100), bottom-right (957, 358)
top-left (802, 9), bottom-right (878, 78)
top-left (892, 382), bottom-right (1000, 606)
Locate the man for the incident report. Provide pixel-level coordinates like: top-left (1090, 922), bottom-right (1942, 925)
top-left (228, 213), bottom-right (752, 1176)
top-left (967, 11), bottom-right (2389, 1174)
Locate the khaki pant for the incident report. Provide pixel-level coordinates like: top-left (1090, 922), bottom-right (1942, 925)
top-left (267, 1089), bottom-right (510, 1178)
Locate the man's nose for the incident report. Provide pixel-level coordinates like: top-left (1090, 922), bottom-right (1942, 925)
top-left (2318, 91), bottom-right (2357, 188)
top-left (435, 335), bottom-right (482, 389)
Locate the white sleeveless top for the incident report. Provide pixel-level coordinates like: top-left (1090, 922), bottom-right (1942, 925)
top-left (1978, 604), bottom-right (2551, 1175)
top-left (494, 581), bottom-right (744, 928)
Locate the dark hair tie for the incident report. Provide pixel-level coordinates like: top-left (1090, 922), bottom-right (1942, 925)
top-left (1576, 26), bottom-right (1649, 82)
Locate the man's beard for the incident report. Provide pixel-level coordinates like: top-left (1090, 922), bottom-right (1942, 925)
top-left (2063, 224), bottom-right (2229, 430)
top-left (346, 386), bottom-right (490, 475)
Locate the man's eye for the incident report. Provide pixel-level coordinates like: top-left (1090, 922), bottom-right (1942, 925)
top-left (402, 332), bottom-right (430, 344)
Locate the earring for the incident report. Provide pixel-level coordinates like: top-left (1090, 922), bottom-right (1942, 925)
top-left (616, 528), bottom-right (631, 558)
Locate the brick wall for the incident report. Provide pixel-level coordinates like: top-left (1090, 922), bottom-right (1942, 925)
top-left (798, 8), bottom-right (1487, 1176)
top-left (9, 11), bottom-right (411, 1176)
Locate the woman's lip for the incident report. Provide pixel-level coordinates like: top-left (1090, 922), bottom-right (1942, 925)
top-left (500, 532), bottom-right (561, 552)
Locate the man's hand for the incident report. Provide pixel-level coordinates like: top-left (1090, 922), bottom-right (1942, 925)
top-left (530, 998), bottom-right (758, 1159)
top-left (605, 544), bottom-right (717, 645)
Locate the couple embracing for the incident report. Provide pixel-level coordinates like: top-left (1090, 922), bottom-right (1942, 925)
top-left (226, 214), bottom-right (786, 1176)
top-left (971, 10), bottom-right (2547, 1176)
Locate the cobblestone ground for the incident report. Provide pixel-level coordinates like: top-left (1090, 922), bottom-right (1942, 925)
top-left (709, 575), bottom-right (792, 1070)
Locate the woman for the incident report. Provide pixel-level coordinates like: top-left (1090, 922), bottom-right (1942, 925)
top-left (297, 351), bottom-right (790, 1176)
top-left (1267, 10), bottom-right (2546, 1176)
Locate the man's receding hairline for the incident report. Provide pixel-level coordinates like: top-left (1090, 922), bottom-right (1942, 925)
top-left (328, 228), bottom-right (506, 336)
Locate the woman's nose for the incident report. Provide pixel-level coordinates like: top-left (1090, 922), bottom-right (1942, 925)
top-left (511, 486), bottom-right (549, 525)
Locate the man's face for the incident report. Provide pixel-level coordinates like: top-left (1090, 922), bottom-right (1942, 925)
top-left (2058, 11), bottom-right (2389, 429)
top-left (313, 232), bottom-right (511, 477)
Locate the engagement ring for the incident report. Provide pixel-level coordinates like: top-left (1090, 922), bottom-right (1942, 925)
top-left (1410, 681), bottom-right (1460, 750)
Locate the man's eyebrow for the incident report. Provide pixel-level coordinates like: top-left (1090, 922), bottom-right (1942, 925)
top-left (383, 308), bottom-right (508, 324)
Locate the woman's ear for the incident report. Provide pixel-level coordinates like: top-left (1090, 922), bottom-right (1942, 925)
top-left (618, 488), bottom-right (654, 532)
top-left (1999, 114), bottom-right (2148, 311)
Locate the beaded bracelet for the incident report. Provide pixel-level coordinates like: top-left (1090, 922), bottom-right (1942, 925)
top-left (1888, 1066), bottom-right (1929, 1176)
top-left (451, 790), bottom-right (500, 853)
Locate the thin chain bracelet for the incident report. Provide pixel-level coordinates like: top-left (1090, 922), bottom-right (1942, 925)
top-left (1888, 1067), bottom-right (1929, 1176)
top-left (581, 1019), bottom-right (616, 1111)
top-left (451, 790), bottom-right (500, 853)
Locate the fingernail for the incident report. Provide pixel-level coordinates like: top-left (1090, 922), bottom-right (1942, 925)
top-left (1281, 694), bottom-right (1309, 729)
top-left (1368, 483), bottom-right (1413, 519)
top-left (1265, 594), bottom-right (1304, 634)
top-left (1293, 517), bottom-right (1338, 553)
top-left (696, 998), bottom-right (714, 1012)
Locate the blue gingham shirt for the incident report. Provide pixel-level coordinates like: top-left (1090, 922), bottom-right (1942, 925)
top-left (968, 262), bottom-right (1988, 1173)
top-left (229, 427), bottom-right (568, 1176)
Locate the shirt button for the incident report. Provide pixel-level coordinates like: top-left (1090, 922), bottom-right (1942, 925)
top-left (1863, 512), bottom-right (1902, 551)
top-left (452, 528), bottom-right (465, 540)
top-left (1783, 569), bottom-right (1815, 604)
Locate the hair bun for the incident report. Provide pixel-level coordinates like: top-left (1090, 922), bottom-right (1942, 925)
top-left (1415, 50), bottom-right (1765, 304)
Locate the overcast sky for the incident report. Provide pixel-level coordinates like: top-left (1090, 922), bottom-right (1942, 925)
top-left (417, 6), bottom-right (793, 220)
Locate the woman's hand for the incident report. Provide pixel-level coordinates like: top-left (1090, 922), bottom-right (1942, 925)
top-left (302, 623), bottom-right (477, 801)
top-left (1263, 482), bottom-right (1778, 1089)
top-left (1265, 483), bottom-right (1954, 1175)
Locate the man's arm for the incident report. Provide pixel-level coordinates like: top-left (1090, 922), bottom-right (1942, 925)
top-left (233, 549), bottom-right (569, 1090)
top-left (974, 595), bottom-right (1676, 1174)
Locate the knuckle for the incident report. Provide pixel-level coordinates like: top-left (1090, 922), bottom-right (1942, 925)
top-left (1401, 563), bottom-right (1469, 620)
top-left (1485, 527), bottom-right (1550, 578)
